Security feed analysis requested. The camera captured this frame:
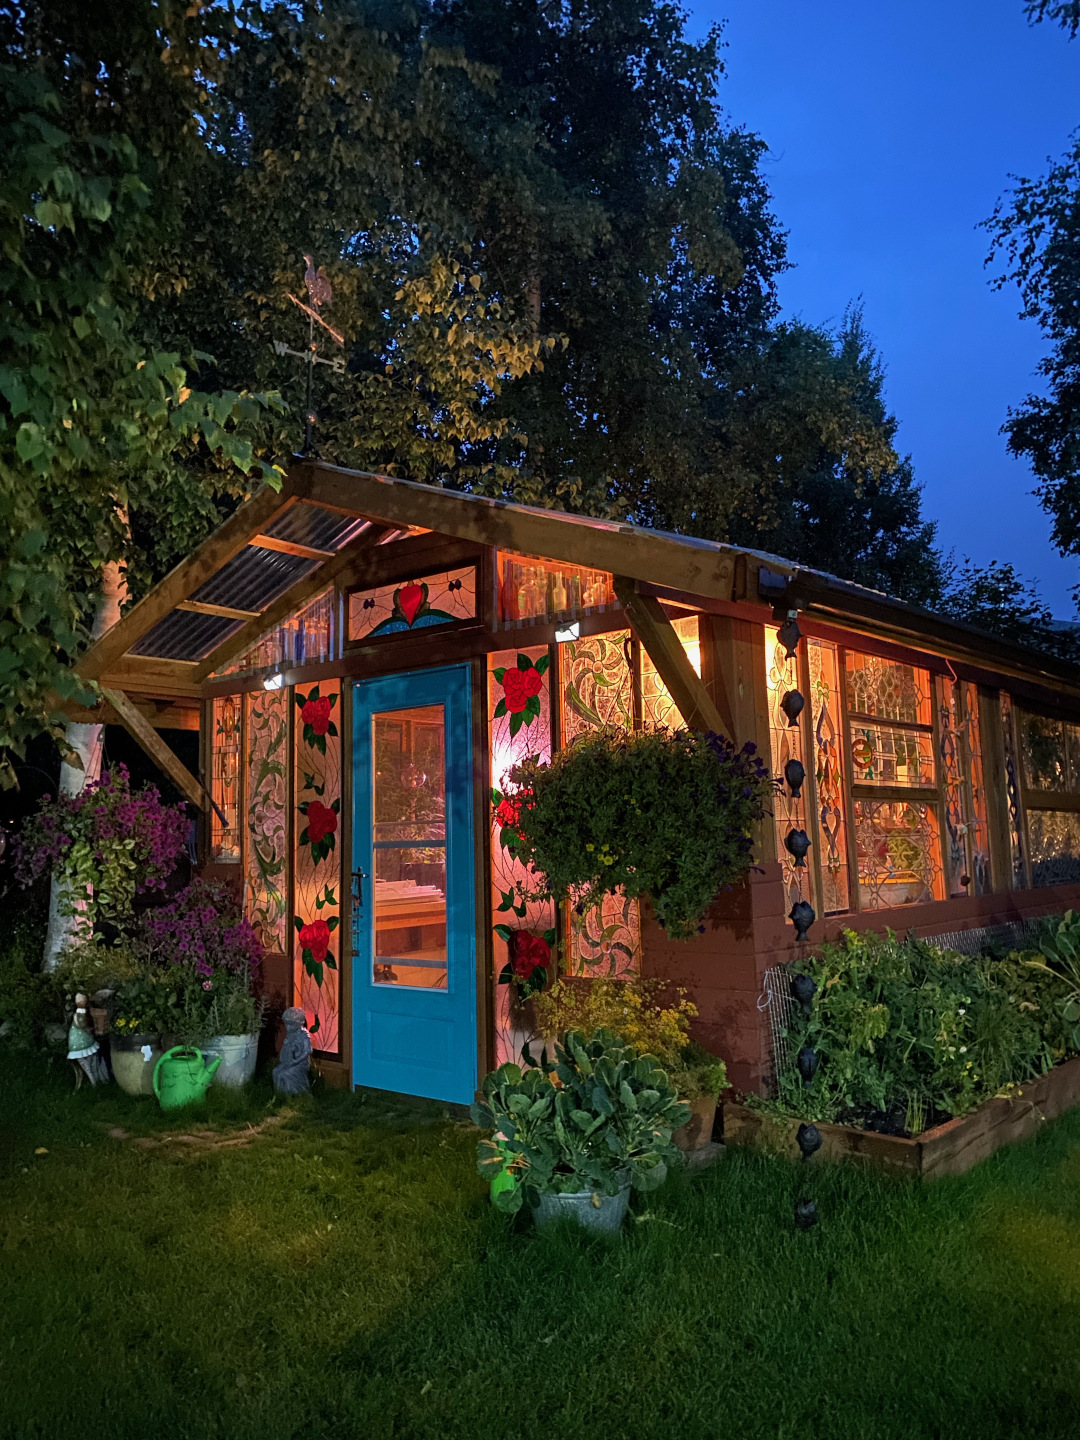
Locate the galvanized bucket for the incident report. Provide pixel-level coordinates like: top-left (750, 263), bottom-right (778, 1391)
top-left (531, 1173), bottom-right (631, 1234)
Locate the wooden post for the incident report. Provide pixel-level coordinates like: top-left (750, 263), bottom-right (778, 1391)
top-left (703, 614), bottom-right (776, 863)
top-left (101, 686), bottom-right (213, 814)
top-left (612, 577), bottom-right (728, 736)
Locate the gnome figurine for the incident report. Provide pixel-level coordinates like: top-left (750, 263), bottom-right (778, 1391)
top-left (67, 994), bottom-right (108, 1087)
top-left (273, 1007), bottom-right (313, 1094)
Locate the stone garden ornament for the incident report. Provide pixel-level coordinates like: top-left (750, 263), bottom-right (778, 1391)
top-left (273, 1007), bottom-right (313, 1093)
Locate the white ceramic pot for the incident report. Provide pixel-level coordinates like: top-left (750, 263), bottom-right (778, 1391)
top-left (201, 1034), bottom-right (258, 1089)
top-left (111, 1034), bottom-right (162, 1097)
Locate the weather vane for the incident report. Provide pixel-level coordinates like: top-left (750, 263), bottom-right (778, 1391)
top-left (273, 253), bottom-right (345, 456)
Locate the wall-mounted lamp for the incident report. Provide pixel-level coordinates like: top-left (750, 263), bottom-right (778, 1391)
top-left (263, 670), bottom-right (285, 692)
top-left (555, 621), bottom-right (581, 643)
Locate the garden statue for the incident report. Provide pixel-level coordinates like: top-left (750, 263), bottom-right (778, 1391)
top-left (273, 1007), bottom-right (312, 1093)
top-left (67, 994), bottom-right (108, 1087)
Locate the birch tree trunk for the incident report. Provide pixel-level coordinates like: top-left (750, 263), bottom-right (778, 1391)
top-left (43, 557), bottom-right (128, 971)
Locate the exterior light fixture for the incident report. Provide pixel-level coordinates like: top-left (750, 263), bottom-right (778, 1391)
top-left (555, 621), bottom-right (581, 643)
top-left (263, 670), bottom-right (285, 691)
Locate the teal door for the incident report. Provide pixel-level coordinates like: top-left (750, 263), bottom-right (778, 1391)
top-left (351, 665), bottom-right (477, 1104)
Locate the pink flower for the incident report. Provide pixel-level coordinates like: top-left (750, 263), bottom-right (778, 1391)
top-left (202, 980), bottom-right (212, 991)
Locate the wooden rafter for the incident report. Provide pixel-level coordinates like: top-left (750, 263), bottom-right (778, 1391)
top-left (612, 576), bottom-right (728, 736)
top-left (77, 480), bottom-right (299, 682)
top-left (101, 686), bottom-right (214, 813)
top-left (176, 599), bottom-right (261, 622)
top-left (191, 522), bottom-right (397, 682)
top-left (250, 534), bottom-right (335, 561)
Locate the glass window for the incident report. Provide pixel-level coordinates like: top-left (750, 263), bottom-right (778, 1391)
top-left (348, 568), bottom-right (476, 642)
top-left (371, 706), bottom-right (448, 990)
top-left (496, 551), bottom-right (615, 628)
top-left (807, 638), bottom-right (850, 914)
top-left (211, 695), bottom-right (241, 862)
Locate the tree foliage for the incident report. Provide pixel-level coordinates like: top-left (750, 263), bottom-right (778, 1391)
top-left (0, 64), bottom-right (282, 785)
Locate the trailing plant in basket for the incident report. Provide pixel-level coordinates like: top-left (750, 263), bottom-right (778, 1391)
top-left (13, 764), bottom-right (188, 929)
top-left (472, 1027), bottom-right (690, 1213)
top-left (500, 727), bottom-right (774, 937)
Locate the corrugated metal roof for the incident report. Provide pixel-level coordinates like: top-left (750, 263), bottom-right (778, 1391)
top-left (129, 609), bottom-right (242, 661)
top-left (190, 545), bottom-right (319, 612)
top-left (263, 503), bottom-right (369, 552)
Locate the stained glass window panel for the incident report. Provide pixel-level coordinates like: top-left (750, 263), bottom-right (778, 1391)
top-left (766, 626), bottom-right (814, 916)
top-left (560, 630), bottom-right (633, 746)
top-left (853, 799), bottom-right (944, 909)
top-left (845, 652), bottom-right (933, 725)
top-left (1028, 811), bottom-right (1080, 887)
top-left (849, 722), bottom-right (935, 788)
top-left (489, 648), bottom-right (556, 1065)
top-left (348, 568), bottom-right (476, 641)
top-left (293, 679), bottom-right (342, 1053)
top-left (807, 638), bottom-right (850, 914)
top-left (641, 615), bottom-right (701, 730)
top-left (496, 552), bottom-right (615, 627)
top-left (939, 679), bottom-right (992, 898)
top-left (211, 695), bottom-right (241, 861)
top-left (245, 689), bottom-right (289, 954)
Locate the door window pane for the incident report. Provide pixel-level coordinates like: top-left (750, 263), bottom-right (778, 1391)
top-left (372, 706), bottom-right (448, 989)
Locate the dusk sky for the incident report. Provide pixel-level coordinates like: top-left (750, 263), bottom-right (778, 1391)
top-left (690, 1), bottom-right (1080, 613)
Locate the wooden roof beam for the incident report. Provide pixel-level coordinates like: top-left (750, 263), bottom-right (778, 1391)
top-left (77, 480), bottom-right (300, 682)
top-left (613, 577), bottom-right (729, 736)
top-left (101, 686), bottom-right (214, 814)
top-left (250, 534), bottom-right (335, 561)
top-left (192, 521), bottom-right (398, 682)
top-left (176, 599), bottom-right (261, 622)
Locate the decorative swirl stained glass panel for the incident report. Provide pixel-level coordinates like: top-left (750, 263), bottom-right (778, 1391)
top-left (245, 689), bottom-right (288, 954)
top-left (853, 799), bottom-right (944, 909)
top-left (938, 678), bottom-right (991, 897)
top-left (849, 722), bottom-right (935, 788)
top-left (807, 638), bottom-right (850, 914)
top-left (557, 630), bottom-right (640, 978)
top-left (348, 568), bottom-right (476, 642)
top-left (211, 695), bottom-right (241, 861)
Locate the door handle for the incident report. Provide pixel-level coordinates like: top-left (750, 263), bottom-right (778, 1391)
top-left (351, 868), bottom-right (366, 919)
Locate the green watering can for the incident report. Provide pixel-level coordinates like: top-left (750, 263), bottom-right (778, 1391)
top-left (153, 1046), bottom-right (222, 1111)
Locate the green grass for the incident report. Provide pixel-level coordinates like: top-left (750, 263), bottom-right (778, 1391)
top-left (4, 1049), bottom-right (1080, 1440)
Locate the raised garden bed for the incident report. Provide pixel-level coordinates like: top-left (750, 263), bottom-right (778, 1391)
top-left (723, 1056), bottom-right (1080, 1179)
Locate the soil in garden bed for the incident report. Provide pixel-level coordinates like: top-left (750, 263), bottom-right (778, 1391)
top-left (835, 1100), bottom-right (953, 1139)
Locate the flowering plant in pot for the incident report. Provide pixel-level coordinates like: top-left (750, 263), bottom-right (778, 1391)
top-left (13, 765), bottom-right (188, 930)
top-left (499, 728), bottom-right (775, 939)
top-left (534, 976), bottom-right (729, 1149)
top-left (472, 1027), bottom-right (689, 1231)
top-left (139, 879), bottom-right (265, 1086)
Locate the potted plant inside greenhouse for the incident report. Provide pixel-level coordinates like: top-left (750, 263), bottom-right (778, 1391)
top-left (472, 1027), bottom-right (689, 1232)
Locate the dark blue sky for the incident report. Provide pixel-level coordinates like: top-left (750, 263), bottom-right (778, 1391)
top-left (689, 1), bottom-right (1080, 612)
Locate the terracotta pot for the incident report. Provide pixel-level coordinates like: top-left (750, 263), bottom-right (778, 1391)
top-left (674, 1092), bottom-right (718, 1152)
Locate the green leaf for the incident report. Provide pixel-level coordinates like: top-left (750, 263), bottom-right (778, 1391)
top-left (493, 924), bottom-right (513, 942)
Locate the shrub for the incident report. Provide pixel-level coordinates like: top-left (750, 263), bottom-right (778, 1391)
top-left (0, 897), bottom-right (55, 1050)
top-left (472, 1027), bottom-right (690, 1212)
top-left (500, 727), bottom-right (775, 938)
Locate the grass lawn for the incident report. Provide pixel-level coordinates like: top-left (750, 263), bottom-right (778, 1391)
top-left (4, 1050), bottom-right (1080, 1440)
